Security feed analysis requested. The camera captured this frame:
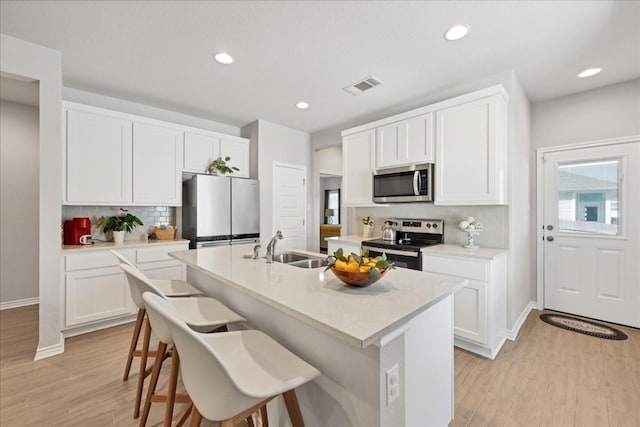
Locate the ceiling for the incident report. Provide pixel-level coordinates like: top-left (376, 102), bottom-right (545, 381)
top-left (1, 1), bottom-right (638, 134)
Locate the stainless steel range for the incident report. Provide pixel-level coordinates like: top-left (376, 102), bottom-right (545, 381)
top-left (362, 219), bottom-right (444, 270)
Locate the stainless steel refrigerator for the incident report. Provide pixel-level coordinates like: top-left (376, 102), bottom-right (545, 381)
top-left (182, 174), bottom-right (260, 249)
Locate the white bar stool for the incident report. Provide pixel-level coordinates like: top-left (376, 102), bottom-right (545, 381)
top-left (120, 263), bottom-right (246, 422)
top-left (110, 250), bottom-right (204, 383)
top-left (143, 292), bottom-right (321, 427)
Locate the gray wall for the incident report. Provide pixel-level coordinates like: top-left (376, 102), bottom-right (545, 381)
top-left (532, 78), bottom-right (640, 148)
top-left (242, 119), bottom-right (312, 250)
top-left (0, 100), bottom-right (39, 305)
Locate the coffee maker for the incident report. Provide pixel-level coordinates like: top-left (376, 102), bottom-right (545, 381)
top-left (64, 217), bottom-right (92, 245)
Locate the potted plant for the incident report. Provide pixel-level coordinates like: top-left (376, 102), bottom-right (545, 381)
top-left (362, 216), bottom-right (374, 238)
top-left (96, 208), bottom-right (143, 243)
top-left (206, 156), bottom-right (240, 175)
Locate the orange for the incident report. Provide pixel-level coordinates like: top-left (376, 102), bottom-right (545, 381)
top-left (346, 262), bottom-right (360, 272)
top-left (359, 265), bottom-right (371, 273)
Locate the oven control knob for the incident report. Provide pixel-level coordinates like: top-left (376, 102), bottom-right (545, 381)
top-left (433, 223), bottom-right (438, 228)
top-left (426, 223), bottom-right (431, 228)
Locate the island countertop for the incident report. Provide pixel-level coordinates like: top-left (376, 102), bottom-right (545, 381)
top-left (170, 244), bottom-right (467, 348)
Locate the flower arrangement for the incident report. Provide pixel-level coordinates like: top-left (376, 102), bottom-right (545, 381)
top-left (206, 156), bottom-right (240, 175)
top-left (458, 216), bottom-right (483, 231)
top-left (362, 216), bottom-right (374, 226)
top-left (362, 216), bottom-right (374, 237)
top-left (97, 208), bottom-right (144, 233)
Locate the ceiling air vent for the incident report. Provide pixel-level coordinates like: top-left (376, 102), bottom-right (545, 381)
top-left (343, 75), bottom-right (383, 96)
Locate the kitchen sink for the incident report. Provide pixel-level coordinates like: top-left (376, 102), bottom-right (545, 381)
top-left (288, 258), bottom-right (329, 269)
top-left (270, 252), bottom-right (309, 263)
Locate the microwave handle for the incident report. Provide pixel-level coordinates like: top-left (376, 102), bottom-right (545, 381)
top-left (413, 171), bottom-right (420, 195)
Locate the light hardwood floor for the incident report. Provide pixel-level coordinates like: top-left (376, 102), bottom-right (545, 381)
top-left (1, 305), bottom-right (639, 426)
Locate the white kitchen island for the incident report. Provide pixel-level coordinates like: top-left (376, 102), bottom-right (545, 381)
top-left (170, 245), bottom-right (467, 427)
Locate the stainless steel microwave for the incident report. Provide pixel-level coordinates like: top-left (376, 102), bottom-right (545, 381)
top-left (372, 163), bottom-right (433, 203)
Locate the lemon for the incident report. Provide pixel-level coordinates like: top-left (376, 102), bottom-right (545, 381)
top-left (346, 262), bottom-right (360, 272)
top-left (334, 260), bottom-right (348, 271)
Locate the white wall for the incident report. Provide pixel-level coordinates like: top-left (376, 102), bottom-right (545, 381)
top-left (506, 72), bottom-right (533, 329)
top-left (242, 120), bottom-right (312, 250)
top-left (0, 100), bottom-right (39, 305)
top-left (1, 33), bottom-right (63, 359)
top-left (63, 87), bottom-right (241, 137)
top-left (532, 78), bottom-right (640, 148)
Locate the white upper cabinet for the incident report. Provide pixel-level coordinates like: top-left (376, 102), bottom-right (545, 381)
top-left (219, 137), bottom-right (250, 178)
top-left (434, 93), bottom-right (508, 205)
top-left (65, 109), bottom-right (132, 205)
top-left (375, 113), bottom-right (434, 169)
top-left (183, 131), bottom-right (219, 173)
top-left (63, 101), bottom-right (251, 205)
top-left (183, 131), bottom-right (250, 178)
top-left (132, 122), bottom-right (183, 206)
top-left (342, 129), bottom-right (376, 206)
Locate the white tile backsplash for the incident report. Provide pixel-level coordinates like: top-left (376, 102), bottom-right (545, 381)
top-left (62, 206), bottom-right (177, 242)
top-left (354, 204), bottom-right (508, 249)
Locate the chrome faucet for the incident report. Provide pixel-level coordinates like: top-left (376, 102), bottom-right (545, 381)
top-left (266, 230), bottom-right (283, 263)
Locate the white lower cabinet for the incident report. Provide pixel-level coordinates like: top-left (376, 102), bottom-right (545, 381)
top-left (63, 243), bottom-right (188, 335)
top-left (65, 266), bottom-right (134, 327)
top-left (422, 251), bottom-right (506, 359)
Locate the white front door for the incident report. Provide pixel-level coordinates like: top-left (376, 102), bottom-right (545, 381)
top-left (542, 141), bottom-right (639, 327)
top-left (273, 163), bottom-right (307, 251)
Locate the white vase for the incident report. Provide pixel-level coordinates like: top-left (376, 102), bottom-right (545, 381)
top-left (362, 224), bottom-right (373, 238)
top-left (112, 230), bottom-right (125, 244)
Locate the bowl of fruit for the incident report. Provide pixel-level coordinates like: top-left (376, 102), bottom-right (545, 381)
top-left (326, 248), bottom-right (394, 287)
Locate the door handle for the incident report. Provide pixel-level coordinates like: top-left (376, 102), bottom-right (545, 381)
top-left (546, 236), bottom-right (554, 242)
top-left (413, 171), bottom-right (420, 196)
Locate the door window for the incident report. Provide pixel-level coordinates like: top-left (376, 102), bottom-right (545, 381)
top-left (557, 159), bottom-right (620, 235)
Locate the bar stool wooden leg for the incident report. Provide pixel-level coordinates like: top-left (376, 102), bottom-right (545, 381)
top-left (188, 406), bottom-right (202, 427)
top-left (260, 405), bottom-right (269, 427)
top-left (164, 347), bottom-right (181, 426)
top-left (140, 341), bottom-right (168, 427)
top-left (134, 317), bottom-right (152, 419)
top-left (283, 390), bottom-right (304, 427)
top-left (124, 308), bottom-right (145, 381)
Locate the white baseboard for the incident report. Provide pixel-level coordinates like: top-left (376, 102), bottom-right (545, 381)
top-left (505, 301), bottom-right (536, 341)
top-left (0, 297), bottom-right (39, 311)
top-left (63, 314), bottom-right (136, 338)
top-left (34, 337), bottom-right (65, 361)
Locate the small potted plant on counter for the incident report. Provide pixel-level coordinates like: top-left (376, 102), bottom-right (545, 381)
top-left (206, 156), bottom-right (240, 175)
top-left (362, 216), bottom-right (374, 238)
top-left (97, 208), bottom-right (143, 243)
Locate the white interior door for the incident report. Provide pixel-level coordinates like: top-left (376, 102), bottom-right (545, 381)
top-left (542, 141), bottom-right (639, 327)
top-left (273, 163), bottom-right (307, 251)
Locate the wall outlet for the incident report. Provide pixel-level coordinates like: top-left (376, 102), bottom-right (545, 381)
top-left (386, 363), bottom-right (400, 405)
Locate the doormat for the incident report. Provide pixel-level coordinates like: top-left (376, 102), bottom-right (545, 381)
top-left (540, 313), bottom-right (628, 340)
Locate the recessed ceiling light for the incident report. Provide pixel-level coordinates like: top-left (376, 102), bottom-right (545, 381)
top-left (444, 24), bottom-right (470, 41)
top-left (296, 101), bottom-right (309, 109)
top-left (578, 68), bottom-right (602, 78)
top-left (214, 52), bottom-right (234, 64)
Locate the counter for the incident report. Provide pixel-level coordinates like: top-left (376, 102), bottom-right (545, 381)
top-left (61, 238), bottom-right (189, 253)
top-left (170, 244), bottom-right (467, 426)
top-left (170, 245), bottom-right (465, 348)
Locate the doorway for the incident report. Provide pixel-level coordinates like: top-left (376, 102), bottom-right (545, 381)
top-left (0, 77), bottom-right (40, 311)
top-left (538, 138), bottom-right (639, 327)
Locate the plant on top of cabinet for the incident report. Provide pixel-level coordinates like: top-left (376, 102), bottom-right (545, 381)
top-left (206, 156), bottom-right (240, 175)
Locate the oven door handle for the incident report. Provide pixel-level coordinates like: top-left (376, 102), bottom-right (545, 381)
top-left (413, 171), bottom-right (420, 196)
top-left (362, 246), bottom-right (419, 257)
